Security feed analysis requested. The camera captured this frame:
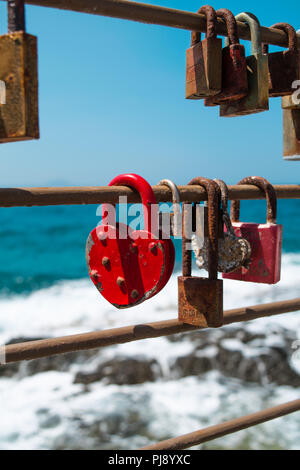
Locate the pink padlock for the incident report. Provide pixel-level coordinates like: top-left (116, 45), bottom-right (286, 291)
top-left (223, 177), bottom-right (282, 284)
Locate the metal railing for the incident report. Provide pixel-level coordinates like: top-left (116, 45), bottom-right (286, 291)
top-left (0, 0), bottom-right (299, 451)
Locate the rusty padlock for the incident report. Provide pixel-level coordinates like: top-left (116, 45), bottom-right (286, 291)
top-left (205, 9), bottom-right (248, 107)
top-left (0, 0), bottom-right (39, 143)
top-left (178, 178), bottom-right (223, 328)
top-left (86, 174), bottom-right (175, 308)
top-left (220, 12), bottom-right (269, 117)
top-left (223, 177), bottom-right (283, 284)
top-left (158, 179), bottom-right (181, 238)
top-left (262, 23), bottom-right (300, 97)
top-left (185, 5), bottom-right (222, 99)
top-left (192, 179), bottom-right (251, 273)
top-left (282, 92), bottom-right (300, 160)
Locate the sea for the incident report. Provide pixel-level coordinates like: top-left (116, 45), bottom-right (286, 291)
top-left (0, 199), bottom-right (300, 450)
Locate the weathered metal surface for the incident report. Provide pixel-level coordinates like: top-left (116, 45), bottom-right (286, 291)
top-left (283, 108), bottom-right (300, 160)
top-left (178, 178), bottom-right (223, 328)
top-left (141, 399), bottom-right (300, 450)
top-left (220, 12), bottom-right (269, 117)
top-left (0, 31), bottom-right (39, 142)
top-left (186, 5), bottom-right (222, 99)
top-left (4, 297), bottom-right (300, 364)
top-left (205, 9), bottom-right (248, 106)
top-left (7, 0), bottom-right (25, 32)
top-left (0, 185), bottom-right (299, 207)
top-left (193, 179), bottom-right (251, 273)
top-left (86, 174), bottom-right (175, 308)
top-left (282, 95), bottom-right (300, 109)
top-left (223, 177), bottom-right (282, 284)
top-left (158, 179), bottom-right (181, 237)
top-left (263, 23), bottom-right (300, 97)
top-left (6, 1), bottom-right (300, 49)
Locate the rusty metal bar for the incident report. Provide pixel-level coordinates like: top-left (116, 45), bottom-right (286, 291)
top-left (141, 399), bottom-right (300, 450)
top-left (0, 184), bottom-right (299, 208)
top-left (3, 0), bottom-right (300, 48)
top-left (3, 297), bottom-right (300, 364)
top-left (7, 0), bottom-right (26, 32)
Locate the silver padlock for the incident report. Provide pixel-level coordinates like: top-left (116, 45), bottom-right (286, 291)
top-left (192, 179), bottom-right (251, 273)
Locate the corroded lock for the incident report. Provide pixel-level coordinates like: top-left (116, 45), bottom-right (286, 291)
top-left (220, 12), bottom-right (269, 117)
top-left (262, 23), bottom-right (300, 97)
top-left (0, 0), bottom-right (39, 143)
top-left (158, 179), bottom-right (181, 238)
top-left (223, 177), bottom-right (283, 284)
top-left (282, 94), bottom-right (300, 160)
top-left (205, 9), bottom-right (248, 107)
top-left (185, 5), bottom-right (222, 99)
top-left (86, 174), bottom-right (175, 308)
top-left (192, 179), bottom-right (251, 273)
top-left (178, 178), bottom-right (223, 327)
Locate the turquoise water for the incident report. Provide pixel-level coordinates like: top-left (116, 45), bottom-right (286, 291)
top-left (0, 199), bottom-right (299, 295)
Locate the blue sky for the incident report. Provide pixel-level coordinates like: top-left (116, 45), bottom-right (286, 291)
top-left (0, 0), bottom-right (299, 187)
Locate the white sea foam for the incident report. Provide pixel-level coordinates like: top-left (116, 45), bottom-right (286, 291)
top-left (0, 253), bottom-right (299, 449)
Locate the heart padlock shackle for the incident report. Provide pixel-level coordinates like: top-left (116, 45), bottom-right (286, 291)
top-left (220, 12), bottom-right (269, 117)
top-left (262, 23), bottom-right (300, 97)
top-left (185, 5), bottom-right (222, 100)
top-left (223, 177), bottom-right (283, 284)
top-left (86, 174), bottom-right (175, 309)
top-left (158, 179), bottom-right (181, 238)
top-left (0, 0), bottom-right (39, 142)
top-left (205, 9), bottom-right (248, 107)
top-left (282, 87), bottom-right (300, 161)
top-left (192, 179), bottom-right (251, 273)
top-left (178, 178), bottom-right (223, 328)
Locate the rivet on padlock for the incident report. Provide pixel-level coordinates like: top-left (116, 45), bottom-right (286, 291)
top-left (220, 12), bottom-right (269, 117)
top-left (282, 87), bottom-right (300, 161)
top-left (178, 178), bottom-right (223, 328)
top-left (185, 5), bottom-right (222, 100)
top-left (0, 0), bottom-right (39, 143)
top-left (205, 9), bottom-right (248, 107)
top-left (223, 177), bottom-right (283, 284)
top-left (158, 179), bottom-right (181, 238)
top-left (86, 174), bottom-right (175, 308)
top-left (192, 179), bottom-right (251, 273)
top-left (262, 23), bottom-right (300, 97)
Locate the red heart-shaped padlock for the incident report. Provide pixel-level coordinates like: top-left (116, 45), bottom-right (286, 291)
top-left (86, 174), bottom-right (175, 308)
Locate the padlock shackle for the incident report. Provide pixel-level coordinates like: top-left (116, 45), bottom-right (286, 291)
top-left (262, 23), bottom-right (297, 55)
top-left (214, 179), bottom-right (236, 238)
top-left (158, 179), bottom-right (181, 237)
top-left (231, 176), bottom-right (277, 225)
top-left (106, 173), bottom-right (157, 233)
top-left (234, 12), bottom-right (262, 55)
top-left (191, 5), bottom-right (217, 46)
top-left (216, 9), bottom-right (239, 46)
top-left (7, 0), bottom-right (26, 33)
top-left (184, 178), bottom-right (221, 280)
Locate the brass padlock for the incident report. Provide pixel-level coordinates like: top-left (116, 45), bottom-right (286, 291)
top-left (178, 178), bottom-right (223, 328)
top-left (262, 23), bottom-right (300, 97)
top-left (185, 5), bottom-right (222, 99)
top-left (0, 0), bottom-right (39, 143)
top-left (282, 91), bottom-right (300, 160)
top-left (220, 12), bottom-right (269, 117)
top-left (205, 9), bottom-right (248, 107)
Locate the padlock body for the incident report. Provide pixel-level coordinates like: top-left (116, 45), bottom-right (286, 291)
top-left (178, 276), bottom-right (223, 327)
top-left (186, 37), bottom-right (222, 99)
top-left (205, 44), bottom-right (248, 106)
top-left (283, 108), bottom-right (300, 161)
top-left (0, 32), bottom-right (39, 143)
top-left (220, 53), bottom-right (269, 117)
top-left (267, 50), bottom-right (300, 97)
top-left (222, 222), bottom-right (283, 284)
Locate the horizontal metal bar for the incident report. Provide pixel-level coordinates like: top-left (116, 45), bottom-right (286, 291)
top-left (4, 297), bottom-right (300, 364)
top-left (5, 0), bottom-right (300, 48)
top-left (140, 398), bottom-right (300, 450)
top-left (0, 184), bottom-right (299, 207)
